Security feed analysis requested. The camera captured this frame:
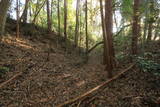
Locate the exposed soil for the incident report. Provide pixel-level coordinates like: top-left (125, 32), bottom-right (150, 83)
top-left (0, 35), bottom-right (159, 107)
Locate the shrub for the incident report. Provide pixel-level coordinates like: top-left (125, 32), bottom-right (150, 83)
top-left (136, 56), bottom-right (160, 76)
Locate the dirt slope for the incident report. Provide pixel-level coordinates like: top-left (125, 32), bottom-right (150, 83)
top-left (0, 35), bottom-right (159, 107)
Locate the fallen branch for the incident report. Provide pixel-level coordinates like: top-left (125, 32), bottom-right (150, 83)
top-left (0, 72), bottom-right (22, 89)
top-left (57, 63), bottom-right (135, 107)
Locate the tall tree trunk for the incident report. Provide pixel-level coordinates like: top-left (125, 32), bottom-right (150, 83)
top-left (74, 0), bottom-right (80, 48)
top-left (20, 0), bottom-right (29, 23)
top-left (147, 22), bottom-right (153, 42)
top-left (0, 0), bottom-right (11, 36)
top-left (57, 0), bottom-right (60, 35)
top-left (132, 0), bottom-right (140, 55)
top-left (99, 0), bottom-right (106, 65)
top-left (47, 0), bottom-right (52, 33)
top-left (51, 0), bottom-right (53, 20)
top-left (142, 0), bottom-right (149, 44)
top-left (105, 0), bottom-right (115, 58)
top-left (16, 0), bottom-right (20, 38)
top-left (105, 0), bottom-right (115, 78)
top-left (64, 0), bottom-right (68, 46)
top-left (147, 1), bottom-right (154, 42)
top-left (154, 18), bottom-right (160, 40)
top-left (29, 1), bottom-right (32, 23)
top-left (143, 18), bottom-right (148, 43)
top-left (79, 4), bottom-right (82, 54)
top-left (85, 0), bottom-right (88, 55)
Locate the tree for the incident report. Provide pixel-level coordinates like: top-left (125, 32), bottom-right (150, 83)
top-left (20, 0), bottom-right (29, 23)
top-left (32, 0), bottom-right (46, 24)
top-left (64, 0), bottom-right (68, 47)
top-left (74, 0), bottom-right (80, 48)
top-left (104, 0), bottom-right (115, 78)
top-left (0, 0), bottom-right (11, 36)
top-left (16, 0), bottom-right (20, 38)
top-left (57, 0), bottom-right (60, 36)
top-left (85, 0), bottom-right (88, 55)
top-left (46, 0), bottom-right (52, 33)
top-left (132, 0), bottom-right (140, 55)
top-left (99, 0), bottom-right (106, 65)
top-left (147, 1), bottom-right (155, 42)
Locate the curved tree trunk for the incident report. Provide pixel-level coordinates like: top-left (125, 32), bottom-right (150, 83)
top-left (0, 0), bottom-right (11, 36)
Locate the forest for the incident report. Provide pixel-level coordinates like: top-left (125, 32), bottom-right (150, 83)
top-left (0, 0), bottom-right (160, 106)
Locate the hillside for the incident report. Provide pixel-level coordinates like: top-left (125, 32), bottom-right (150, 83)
top-left (0, 0), bottom-right (160, 106)
top-left (0, 27), bottom-right (159, 107)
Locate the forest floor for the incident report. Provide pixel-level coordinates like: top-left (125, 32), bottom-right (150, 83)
top-left (0, 35), bottom-right (160, 107)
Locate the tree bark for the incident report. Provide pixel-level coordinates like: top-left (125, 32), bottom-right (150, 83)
top-left (105, 0), bottom-right (115, 58)
top-left (0, 0), bottom-right (11, 36)
top-left (74, 0), bottom-right (80, 47)
top-left (20, 0), bottom-right (29, 23)
top-left (16, 0), bottom-right (20, 38)
top-left (85, 0), bottom-right (88, 55)
top-left (57, 0), bottom-right (60, 35)
top-left (64, 0), bottom-right (68, 47)
top-left (147, 1), bottom-right (154, 42)
top-left (147, 22), bottom-right (153, 42)
top-left (46, 0), bottom-right (52, 33)
top-left (132, 0), bottom-right (140, 55)
top-left (100, 0), bottom-right (107, 65)
top-left (105, 0), bottom-right (115, 78)
top-left (154, 18), bottom-right (160, 40)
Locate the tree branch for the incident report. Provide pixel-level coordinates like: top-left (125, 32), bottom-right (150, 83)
top-left (88, 41), bottom-right (103, 54)
top-left (32, 0), bottom-right (46, 23)
top-left (114, 23), bottom-right (131, 37)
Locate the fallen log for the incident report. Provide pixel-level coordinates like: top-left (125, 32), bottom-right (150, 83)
top-left (0, 72), bottom-right (22, 89)
top-left (57, 63), bottom-right (135, 107)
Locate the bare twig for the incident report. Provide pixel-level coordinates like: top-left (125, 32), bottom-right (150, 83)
top-left (0, 72), bottom-right (22, 89)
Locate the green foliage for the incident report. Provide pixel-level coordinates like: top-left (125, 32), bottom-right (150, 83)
top-left (116, 52), bottom-right (125, 61)
top-left (120, 0), bottom-right (133, 21)
top-left (0, 66), bottom-right (10, 76)
top-left (21, 24), bottom-right (45, 36)
top-left (114, 33), bottom-right (131, 52)
top-left (136, 56), bottom-right (160, 76)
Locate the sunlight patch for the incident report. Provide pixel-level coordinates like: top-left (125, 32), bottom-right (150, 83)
top-left (1, 36), bottom-right (34, 49)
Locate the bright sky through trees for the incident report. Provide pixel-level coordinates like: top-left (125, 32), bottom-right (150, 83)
top-left (10, 0), bottom-right (121, 34)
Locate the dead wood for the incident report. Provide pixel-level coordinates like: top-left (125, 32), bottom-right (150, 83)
top-left (57, 63), bottom-right (135, 107)
top-left (0, 72), bottom-right (22, 89)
